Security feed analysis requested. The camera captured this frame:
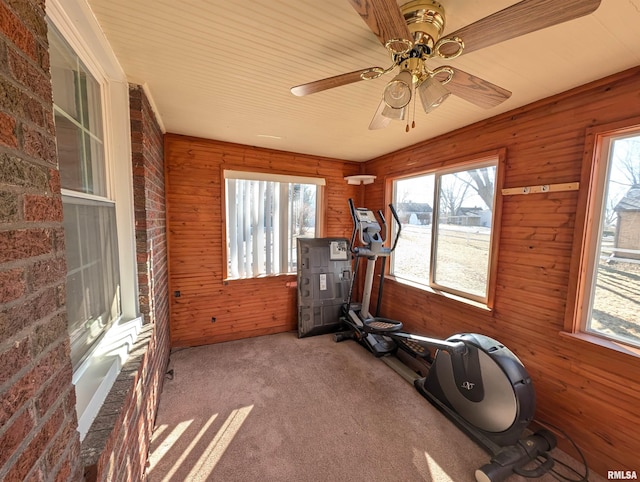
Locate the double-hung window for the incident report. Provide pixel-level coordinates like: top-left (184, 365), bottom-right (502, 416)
top-left (568, 124), bottom-right (640, 350)
top-left (49, 25), bottom-right (119, 370)
top-left (224, 170), bottom-right (324, 279)
top-left (391, 155), bottom-right (501, 306)
top-left (48, 0), bottom-right (141, 440)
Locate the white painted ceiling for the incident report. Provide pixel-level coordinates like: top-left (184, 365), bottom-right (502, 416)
top-left (86, 0), bottom-right (640, 162)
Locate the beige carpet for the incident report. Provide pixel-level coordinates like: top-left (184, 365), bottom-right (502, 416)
top-left (146, 332), bottom-right (600, 482)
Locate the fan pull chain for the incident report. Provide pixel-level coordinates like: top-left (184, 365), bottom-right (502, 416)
top-left (405, 95), bottom-right (410, 132)
top-left (412, 89), bottom-right (416, 130)
top-left (406, 82), bottom-right (417, 133)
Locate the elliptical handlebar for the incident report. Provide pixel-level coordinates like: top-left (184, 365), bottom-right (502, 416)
top-left (377, 209), bottom-right (387, 245)
top-left (388, 203), bottom-right (401, 253)
top-left (348, 198), bottom-right (358, 254)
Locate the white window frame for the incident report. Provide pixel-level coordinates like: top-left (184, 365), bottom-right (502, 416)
top-left (389, 153), bottom-right (502, 308)
top-left (48, 0), bottom-right (141, 440)
top-left (223, 170), bottom-right (325, 280)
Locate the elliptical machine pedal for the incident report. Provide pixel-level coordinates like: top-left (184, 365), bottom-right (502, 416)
top-left (395, 336), bottom-right (433, 360)
top-left (362, 317), bottom-right (403, 334)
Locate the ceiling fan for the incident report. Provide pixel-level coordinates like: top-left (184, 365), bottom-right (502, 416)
top-left (290, 0), bottom-right (601, 131)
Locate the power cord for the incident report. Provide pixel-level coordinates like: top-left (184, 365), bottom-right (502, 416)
top-left (534, 419), bottom-right (589, 482)
top-left (163, 346), bottom-right (192, 381)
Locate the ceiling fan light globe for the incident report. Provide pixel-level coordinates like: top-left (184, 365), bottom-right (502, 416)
top-left (381, 103), bottom-right (406, 121)
top-left (383, 70), bottom-right (413, 109)
top-left (369, 99), bottom-right (392, 130)
top-left (418, 76), bottom-right (451, 113)
top-left (384, 81), bottom-right (411, 108)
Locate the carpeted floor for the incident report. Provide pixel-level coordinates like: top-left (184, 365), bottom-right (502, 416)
top-left (145, 332), bottom-right (601, 482)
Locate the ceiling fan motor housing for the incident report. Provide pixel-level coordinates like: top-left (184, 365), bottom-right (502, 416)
top-left (401, 0), bottom-right (446, 54)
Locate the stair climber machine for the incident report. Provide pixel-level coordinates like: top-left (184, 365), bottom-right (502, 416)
top-left (335, 199), bottom-right (560, 482)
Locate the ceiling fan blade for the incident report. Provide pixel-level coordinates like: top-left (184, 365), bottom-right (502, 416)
top-left (438, 68), bottom-right (512, 109)
top-left (291, 67), bottom-right (382, 96)
top-left (441, 0), bottom-right (601, 57)
top-left (347, 0), bottom-right (412, 52)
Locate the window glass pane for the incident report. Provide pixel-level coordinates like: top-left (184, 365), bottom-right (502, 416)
top-left (289, 183), bottom-right (317, 273)
top-left (433, 166), bottom-right (495, 298)
top-left (49, 25), bottom-right (106, 196)
top-left (587, 135), bottom-right (640, 347)
top-left (49, 31), bottom-right (80, 121)
top-left (85, 132), bottom-right (106, 196)
top-left (226, 177), bottom-right (317, 279)
top-left (79, 66), bottom-right (104, 139)
top-left (55, 112), bottom-right (85, 191)
top-left (63, 198), bottom-right (121, 369)
top-left (392, 174), bottom-right (434, 283)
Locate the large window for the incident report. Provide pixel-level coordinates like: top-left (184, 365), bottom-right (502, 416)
top-left (570, 126), bottom-right (640, 349)
top-left (224, 170), bottom-right (324, 279)
top-left (48, 0), bottom-right (141, 440)
top-left (391, 157), bottom-right (500, 305)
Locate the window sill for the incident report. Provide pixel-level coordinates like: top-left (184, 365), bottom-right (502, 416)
top-left (559, 331), bottom-right (640, 358)
top-left (385, 275), bottom-right (492, 313)
top-left (80, 322), bottom-right (153, 471)
top-left (74, 316), bottom-right (143, 440)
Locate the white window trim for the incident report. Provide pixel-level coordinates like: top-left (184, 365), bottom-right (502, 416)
top-left (48, 0), bottom-right (141, 440)
top-left (224, 169), bottom-right (326, 186)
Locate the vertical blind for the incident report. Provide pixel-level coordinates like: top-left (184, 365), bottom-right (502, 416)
top-left (224, 171), bottom-right (324, 279)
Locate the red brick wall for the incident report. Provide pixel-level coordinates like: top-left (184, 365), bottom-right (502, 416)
top-left (130, 85), bottom-right (168, 327)
top-left (0, 0), bottom-right (83, 480)
top-left (80, 86), bottom-right (170, 481)
top-left (131, 86), bottom-right (170, 461)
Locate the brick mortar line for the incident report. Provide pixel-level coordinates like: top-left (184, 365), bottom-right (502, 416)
top-left (0, 250), bottom-right (64, 273)
top-left (0, 221), bottom-right (63, 232)
top-left (0, 152), bottom-right (59, 184)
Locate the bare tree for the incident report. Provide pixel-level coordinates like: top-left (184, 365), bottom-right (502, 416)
top-left (454, 166), bottom-right (496, 211)
top-left (439, 175), bottom-right (469, 222)
top-left (604, 192), bottom-right (623, 229)
top-left (615, 137), bottom-right (640, 186)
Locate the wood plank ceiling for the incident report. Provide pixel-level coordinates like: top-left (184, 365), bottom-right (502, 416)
top-left (86, 0), bottom-right (640, 162)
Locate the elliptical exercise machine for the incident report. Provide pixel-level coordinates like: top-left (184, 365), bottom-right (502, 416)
top-left (336, 199), bottom-right (558, 482)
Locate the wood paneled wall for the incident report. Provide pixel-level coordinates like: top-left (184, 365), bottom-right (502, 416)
top-left (164, 136), bottom-right (361, 347)
top-left (363, 67), bottom-right (640, 475)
